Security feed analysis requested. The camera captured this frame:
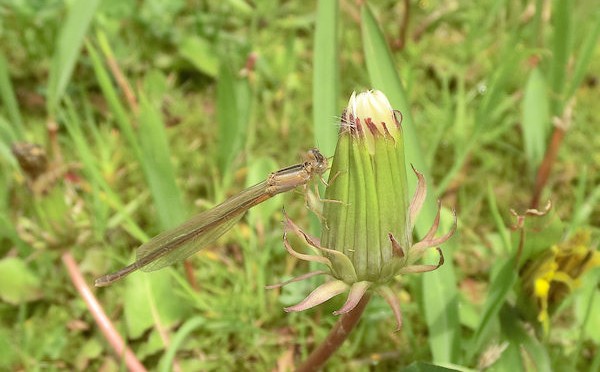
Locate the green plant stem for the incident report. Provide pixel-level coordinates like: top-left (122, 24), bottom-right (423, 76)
top-left (296, 293), bottom-right (371, 372)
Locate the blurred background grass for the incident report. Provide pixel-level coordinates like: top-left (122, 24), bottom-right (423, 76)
top-left (0, 0), bottom-right (599, 370)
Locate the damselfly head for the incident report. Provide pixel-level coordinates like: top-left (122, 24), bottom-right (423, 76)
top-left (305, 148), bottom-right (328, 175)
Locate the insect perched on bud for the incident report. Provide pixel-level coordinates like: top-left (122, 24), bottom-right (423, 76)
top-left (269, 90), bottom-right (456, 330)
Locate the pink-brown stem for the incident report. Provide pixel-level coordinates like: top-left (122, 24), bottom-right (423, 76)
top-left (296, 293), bottom-right (371, 372)
top-left (531, 126), bottom-right (565, 209)
top-left (62, 252), bottom-right (146, 372)
top-left (104, 53), bottom-right (138, 115)
top-left (183, 260), bottom-right (199, 291)
top-left (392, 0), bottom-right (410, 50)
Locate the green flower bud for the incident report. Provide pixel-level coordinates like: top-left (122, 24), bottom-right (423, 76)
top-left (270, 90), bottom-right (455, 330)
top-left (321, 90), bottom-right (410, 283)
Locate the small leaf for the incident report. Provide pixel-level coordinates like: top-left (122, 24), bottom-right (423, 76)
top-left (0, 257), bottom-right (42, 304)
top-left (178, 36), bottom-right (218, 78)
top-left (74, 339), bottom-right (103, 370)
top-left (124, 268), bottom-right (192, 338)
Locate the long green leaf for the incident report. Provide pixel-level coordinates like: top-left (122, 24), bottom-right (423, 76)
top-left (0, 116), bottom-right (18, 168)
top-left (312, 0), bottom-right (339, 157)
top-left (521, 68), bottom-right (550, 175)
top-left (46, 0), bottom-right (101, 115)
top-left (159, 316), bottom-right (207, 372)
top-left (549, 0), bottom-right (572, 112)
top-left (566, 9), bottom-right (600, 100)
top-left (468, 258), bottom-right (517, 361)
top-left (217, 62), bottom-right (250, 175)
top-left (361, 4), bottom-right (460, 363)
top-left (0, 52), bottom-right (23, 138)
top-left (499, 305), bottom-right (551, 371)
top-left (138, 87), bottom-right (186, 229)
top-left (86, 40), bottom-right (142, 161)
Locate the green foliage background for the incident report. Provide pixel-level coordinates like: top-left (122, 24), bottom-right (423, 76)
top-left (0, 0), bottom-right (599, 370)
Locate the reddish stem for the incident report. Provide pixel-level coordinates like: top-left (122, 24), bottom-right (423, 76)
top-left (62, 252), bottom-right (147, 372)
top-left (104, 53), bottom-right (138, 115)
top-left (296, 294), bottom-right (371, 372)
top-left (392, 0), bottom-right (410, 50)
top-left (184, 260), bottom-right (199, 291)
top-left (530, 126), bottom-right (565, 208)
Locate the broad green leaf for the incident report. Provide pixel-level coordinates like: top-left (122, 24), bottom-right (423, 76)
top-left (179, 36), bottom-right (219, 78)
top-left (521, 68), bottom-right (550, 174)
top-left (124, 268), bottom-right (192, 338)
top-left (0, 257), bottom-right (42, 304)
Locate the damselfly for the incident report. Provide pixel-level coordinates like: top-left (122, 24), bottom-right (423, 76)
top-left (95, 148), bottom-right (328, 287)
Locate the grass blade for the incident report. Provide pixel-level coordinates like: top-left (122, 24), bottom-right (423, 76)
top-left (549, 0), bottom-right (573, 111)
top-left (138, 87), bottom-right (186, 229)
top-left (0, 116), bottom-right (18, 168)
top-left (468, 258), bottom-right (517, 361)
top-left (61, 99), bottom-right (148, 242)
top-left (217, 62), bottom-right (250, 176)
top-left (565, 9), bottom-right (600, 100)
top-left (521, 67), bottom-right (550, 175)
top-left (499, 305), bottom-right (551, 371)
top-left (0, 52), bottom-right (23, 138)
top-left (159, 316), bottom-right (207, 372)
top-left (46, 0), bottom-right (101, 115)
top-left (86, 40), bottom-right (142, 160)
top-left (312, 0), bottom-right (339, 157)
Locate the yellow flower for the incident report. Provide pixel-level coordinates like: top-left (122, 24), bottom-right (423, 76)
top-left (520, 230), bottom-right (600, 333)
